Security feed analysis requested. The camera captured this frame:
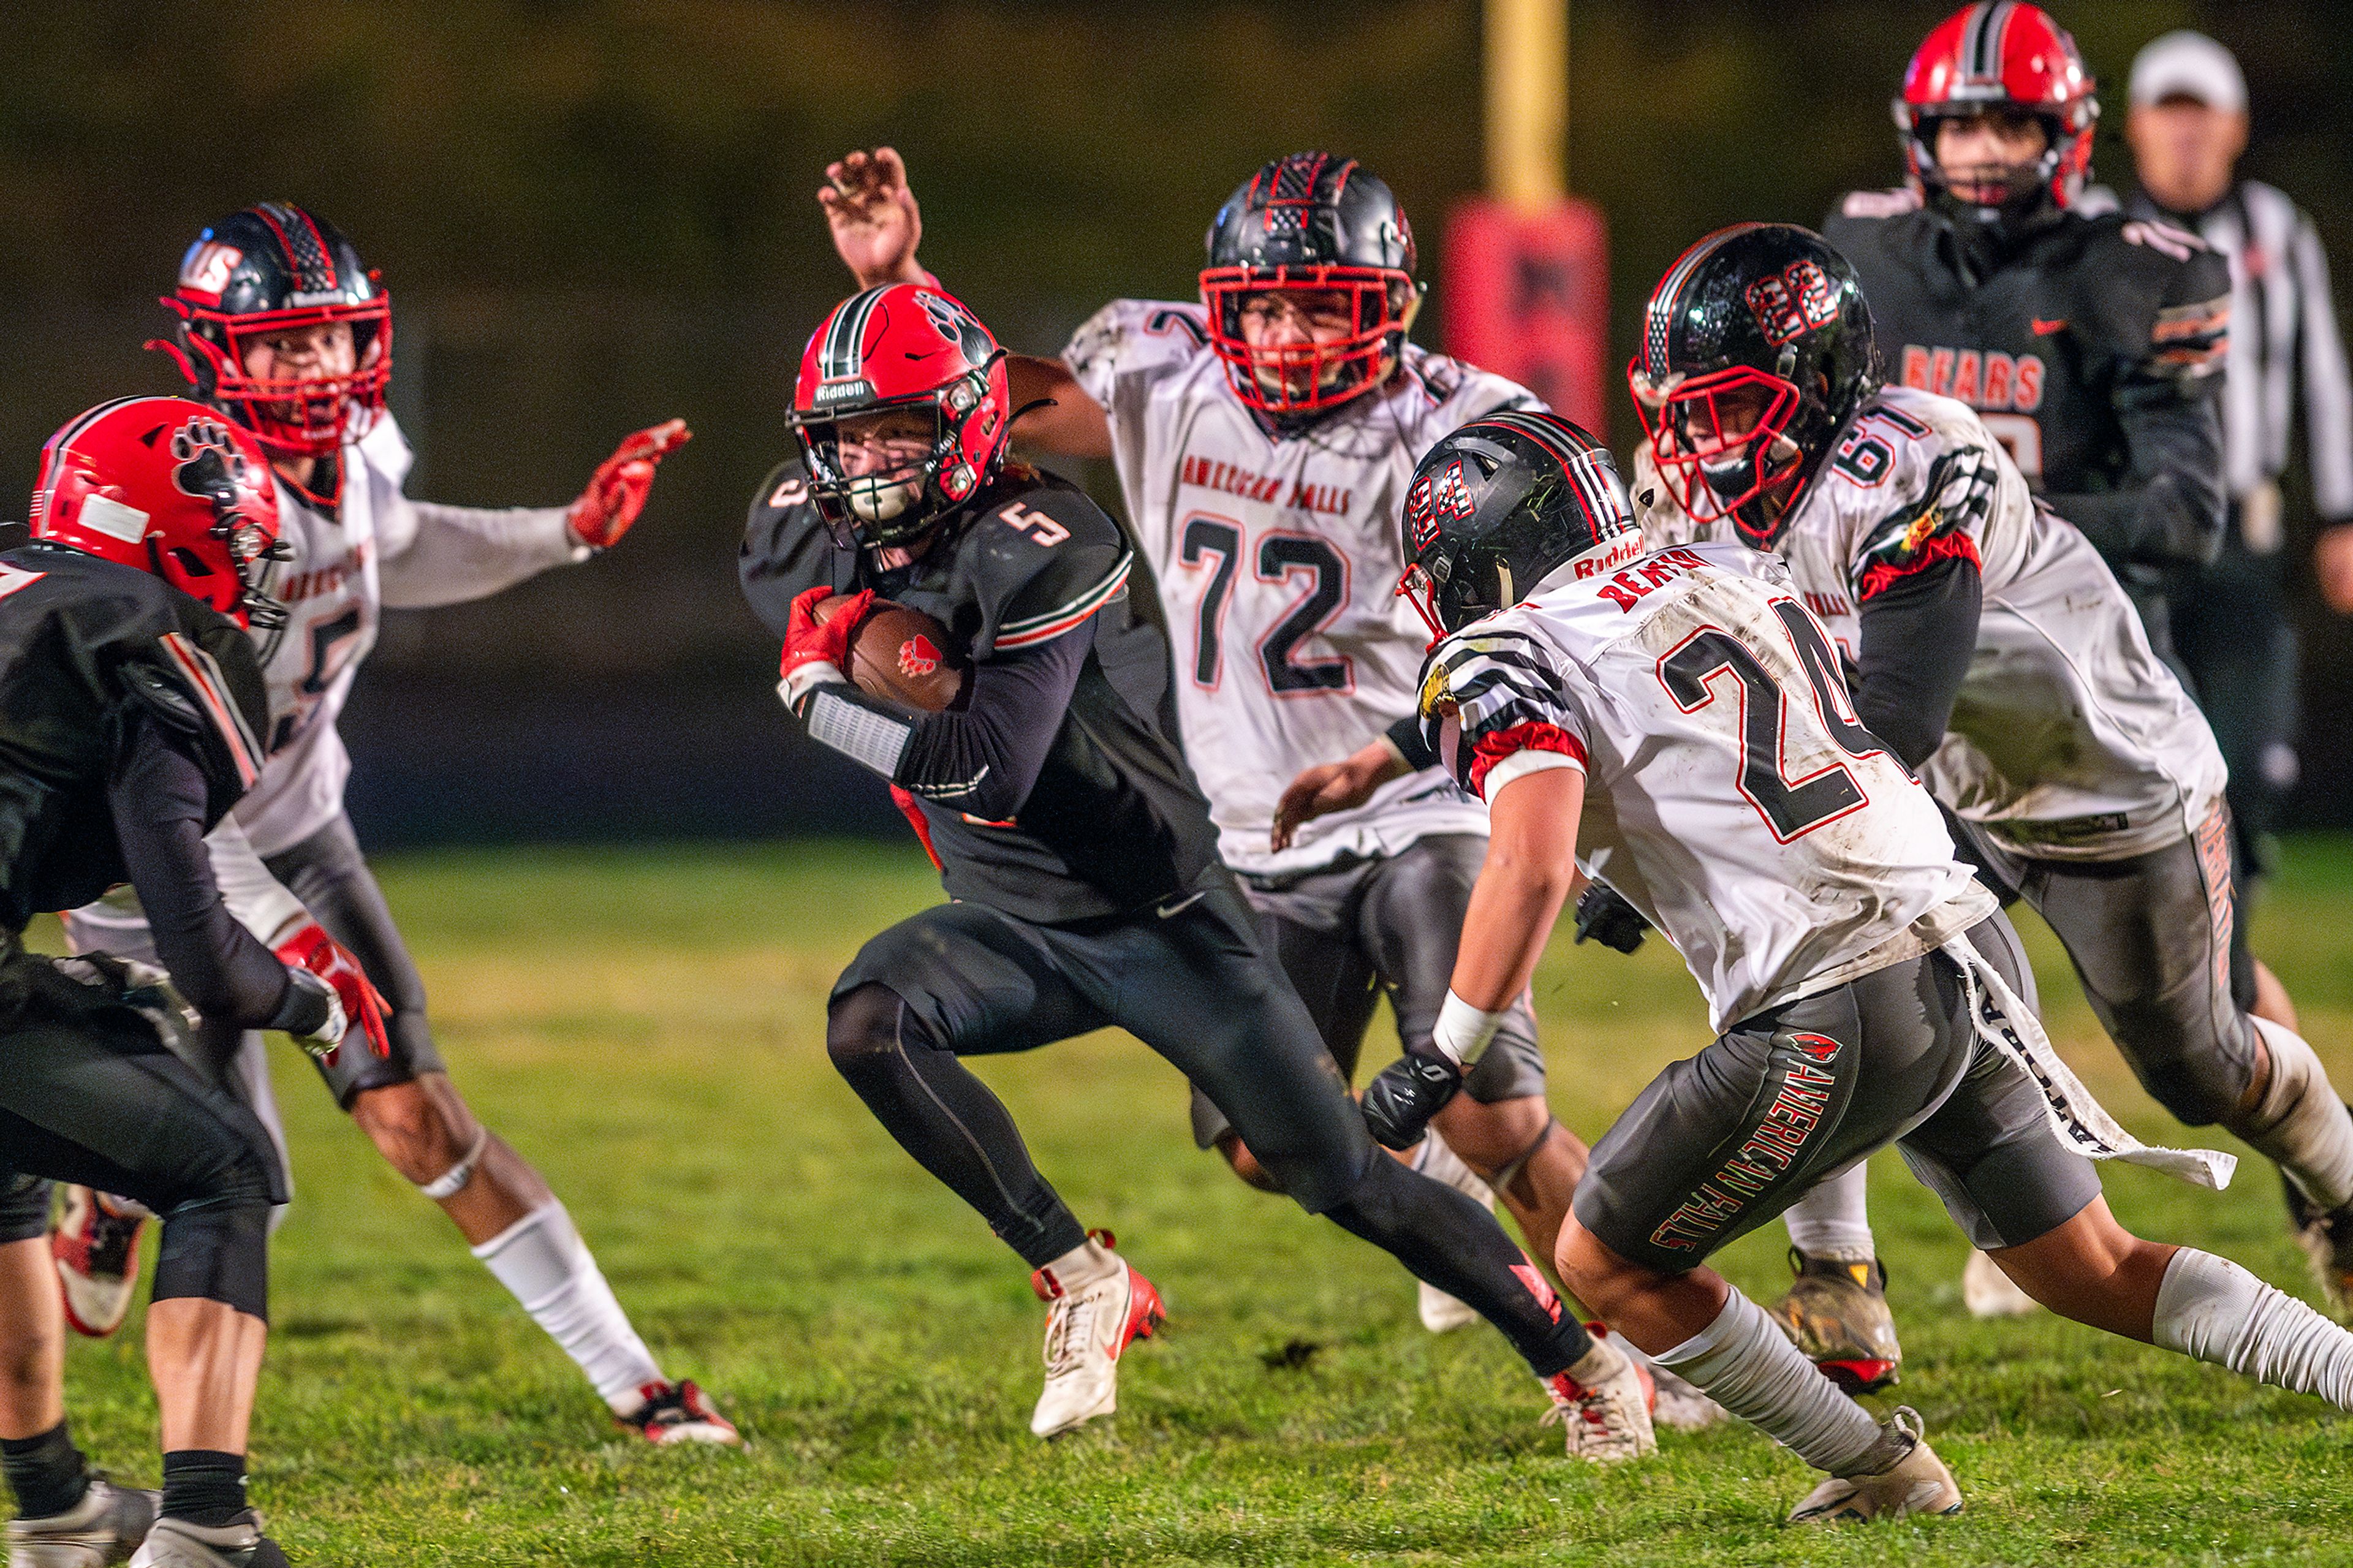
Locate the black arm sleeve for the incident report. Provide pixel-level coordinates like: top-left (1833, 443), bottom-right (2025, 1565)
top-left (107, 714), bottom-right (298, 1028)
top-left (2042, 393), bottom-right (2226, 569)
top-left (1385, 713), bottom-right (1438, 771)
top-left (892, 622), bottom-right (1094, 821)
top-left (1852, 553), bottom-right (1984, 770)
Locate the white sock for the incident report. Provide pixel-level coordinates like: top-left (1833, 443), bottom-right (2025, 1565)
top-left (1038, 1233), bottom-right (1121, 1292)
top-left (1653, 1287), bottom-right (1887, 1474)
top-left (1783, 1163), bottom-right (1876, 1262)
top-left (2240, 1018), bottom-right (2353, 1213)
top-left (1411, 1132), bottom-right (1497, 1206)
top-left (471, 1202), bottom-right (664, 1410)
top-left (2152, 1248), bottom-right (2353, 1410)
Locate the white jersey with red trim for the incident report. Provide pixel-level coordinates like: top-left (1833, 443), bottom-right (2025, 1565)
top-left (1639, 385), bottom-right (2226, 861)
top-left (1423, 539), bottom-right (1993, 1032)
top-left (1064, 298), bottom-right (1539, 877)
top-left (233, 411), bottom-right (584, 857)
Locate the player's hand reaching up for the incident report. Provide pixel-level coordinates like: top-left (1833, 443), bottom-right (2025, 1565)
top-left (569, 419), bottom-right (691, 550)
top-left (1272, 740), bottom-right (1412, 851)
top-left (822, 148), bottom-right (929, 291)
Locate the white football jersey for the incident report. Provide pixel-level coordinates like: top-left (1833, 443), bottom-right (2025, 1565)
top-left (1425, 539), bottom-right (1995, 1033)
top-left (1639, 386), bottom-right (2226, 861)
top-left (233, 411), bottom-right (584, 857)
top-left (1064, 298), bottom-right (1537, 877)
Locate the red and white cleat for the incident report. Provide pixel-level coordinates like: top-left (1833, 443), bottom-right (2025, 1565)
top-left (1028, 1229), bottom-right (1165, 1438)
top-left (1541, 1324), bottom-right (1658, 1464)
top-left (615, 1379), bottom-right (741, 1446)
top-left (51, 1186), bottom-right (146, 1339)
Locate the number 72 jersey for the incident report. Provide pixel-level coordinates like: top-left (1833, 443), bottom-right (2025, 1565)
top-left (1064, 297), bottom-right (1539, 877)
top-left (1423, 539), bottom-right (1991, 1033)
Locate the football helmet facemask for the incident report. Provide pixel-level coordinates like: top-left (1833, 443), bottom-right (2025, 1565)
top-left (1200, 151), bottom-right (1422, 425)
top-left (1896, 2), bottom-right (2098, 232)
top-left (1629, 223), bottom-right (1880, 552)
top-left (790, 284), bottom-right (1012, 550)
top-left (152, 202), bottom-right (391, 462)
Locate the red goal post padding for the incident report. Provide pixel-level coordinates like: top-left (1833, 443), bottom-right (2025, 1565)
top-left (1440, 195), bottom-right (1610, 437)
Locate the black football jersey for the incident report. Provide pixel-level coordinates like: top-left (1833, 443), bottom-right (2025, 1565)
top-left (1824, 197), bottom-right (2229, 610)
top-left (742, 463), bottom-right (1223, 924)
top-left (0, 545), bottom-right (270, 930)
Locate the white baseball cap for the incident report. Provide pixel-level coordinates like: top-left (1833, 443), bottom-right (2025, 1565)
top-left (2129, 31), bottom-right (2248, 114)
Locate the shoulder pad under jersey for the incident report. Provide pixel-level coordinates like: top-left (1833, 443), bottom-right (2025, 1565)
top-left (954, 473), bottom-right (1133, 658)
top-left (739, 457), bottom-right (852, 638)
top-left (1062, 299), bottom-right (1212, 411)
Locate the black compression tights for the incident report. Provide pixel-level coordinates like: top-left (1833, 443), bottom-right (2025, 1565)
top-left (1322, 1151), bottom-right (1593, 1379)
top-left (826, 985), bottom-right (1088, 1268)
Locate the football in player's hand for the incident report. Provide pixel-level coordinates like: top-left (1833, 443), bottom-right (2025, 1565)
top-left (811, 594), bottom-right (967, 712)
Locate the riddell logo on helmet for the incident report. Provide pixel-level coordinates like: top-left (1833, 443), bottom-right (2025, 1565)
top-left (1743, 260), bottom-right (1840, 347)
top-left (813, 379), bottom-right (876, 405)
top-left (898, 635), bottom-right (942, 678)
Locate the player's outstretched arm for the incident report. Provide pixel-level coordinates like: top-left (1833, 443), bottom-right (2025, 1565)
top-left (818, 146), bottom-right (1112, 458)
top-left (567, 418), bottom-right (691, 550)
top-left (1270, 738), bottom-right (1411, 851)
top-left (1362, 765), bottom-right (1584, 1149)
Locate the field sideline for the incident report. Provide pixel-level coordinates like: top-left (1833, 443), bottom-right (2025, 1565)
top-left (29, 835), bottom-right (2353, 1566)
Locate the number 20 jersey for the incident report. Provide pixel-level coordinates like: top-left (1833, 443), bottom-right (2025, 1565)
top-left (1423, 540), bottom-right (1993, 1033)
top-left (1064, 299), bottom-right (1536, 877)
top-left (1640, 385), bottom-right (2227, 861)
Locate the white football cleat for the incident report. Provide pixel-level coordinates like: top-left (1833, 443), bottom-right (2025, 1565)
top-left (127, 1510), bottom-right (288, 1567)
top-left (1540, 1327), bottom-right (1658, 1464)
top-left (1787, 1408), bottom-right (1964, 1524)
top-left (1028, 1230), bottom-right (1165, 1439)
top-left (1614, 1331), bottom-right (1727, 1430)
top-left (1409, 1135), bottom-right (1494, 1334)
top-left (1961, 1249), bottom-right (2039, 1319)
top-left (7, 1475), bottom-right (159, 1567)
top-left (51, 1186), bottom-right (146, 1339)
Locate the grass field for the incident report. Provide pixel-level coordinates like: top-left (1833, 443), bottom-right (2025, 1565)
top-left (31, 835), bottom-right (2353, 1566)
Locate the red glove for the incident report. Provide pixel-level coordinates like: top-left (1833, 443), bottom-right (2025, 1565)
top-left (275, 922), bottom-right (392, 1061)
top-left (778, 585), bottom-right (873, 712)
top-left (567, 419), bottom-right (691, 550)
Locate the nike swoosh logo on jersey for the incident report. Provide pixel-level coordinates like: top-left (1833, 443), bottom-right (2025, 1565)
top-left (2030, 318), bottom-right (2068, 335)
top-left (1154, 890), bottom-right (1209, 920)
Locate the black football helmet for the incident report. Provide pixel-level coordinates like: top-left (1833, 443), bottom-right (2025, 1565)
top-left (151, 202), bottom-right (391, 460)
top-left (1200, 152), bottom-right (1422, 422)
top-left (1398, 410), bottom-right (1640, 639)
top-left (1628, 223), bottom-right (1880, 551)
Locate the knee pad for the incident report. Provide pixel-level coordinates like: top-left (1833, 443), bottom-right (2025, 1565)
top-left (827, 983), bottom-right (924, 1078)
top-left (2138, 1042), bottom-right (2252, 1128)
top-left (151, 1194), bottom-right (271, 1320)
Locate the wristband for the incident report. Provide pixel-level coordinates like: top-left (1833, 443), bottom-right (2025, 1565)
top-left (1431, 988), bottom-right (1509, 1069)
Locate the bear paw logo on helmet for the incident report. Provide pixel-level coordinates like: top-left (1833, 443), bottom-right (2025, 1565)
top-left (167, 415), bottom-right (256, 503)
top-left (898, 634), bottom-right (942, 679)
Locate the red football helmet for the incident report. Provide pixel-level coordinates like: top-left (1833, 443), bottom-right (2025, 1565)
top-left (1896, 2), bottom-right (2098, 222)
top-left (151, 202), bottom-right (392, 461)
top-left (789, 283), bottom-right (1011, 547)
top-left (29, 397), bottom-right (288, 628)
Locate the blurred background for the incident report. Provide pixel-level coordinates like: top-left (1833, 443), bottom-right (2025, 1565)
top-left (3, 0), bottom-right (2350, 845)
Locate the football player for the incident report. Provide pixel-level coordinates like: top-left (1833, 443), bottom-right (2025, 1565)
top-left (747, 280), bottom-right (1649, 1458)
top-left (1626, 224), bottom-right (2353, 1371)
top-left (45, 203), bottom-right (733, 1446)
top-left (1828, 2), bottom-right (2230, 673)
top-left (1292, 409), bottom-right (2353, 1520)
top-left (817, 148), bottom-right (1599, 1339)
top-left (0, 398), bottom-right (391, 1568)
